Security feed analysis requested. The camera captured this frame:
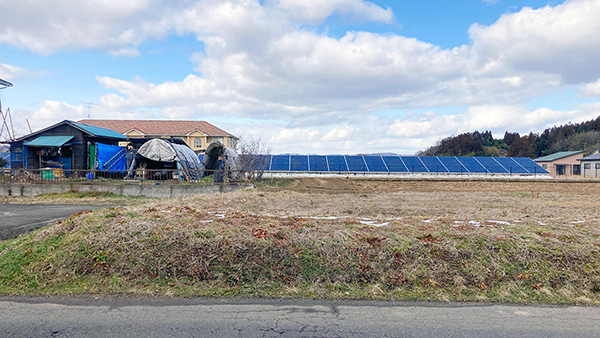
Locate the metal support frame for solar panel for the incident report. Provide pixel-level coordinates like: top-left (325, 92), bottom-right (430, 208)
top-left (417, 157), bottom-right (429, 172)
top-left (398, 156), bottom-right (408, 172)
top-left (381, 156), bottom-right (389, 172)
top-left (472, 157), bottom-right (489, 173)
top-left (401, 156), bottom-right (427, 173)
top-left (494, 157), bottom-right (528, 174)
top-left (455, 156), bottom-right (470, 173)
top-left (420, 157), bottom-right (447, 173)
top-left (491, 157), bottom-right (509, 173)
top-left (508, 158), bottom-right (527, 173)
top-left (436, 157), bottom-right (450, 172)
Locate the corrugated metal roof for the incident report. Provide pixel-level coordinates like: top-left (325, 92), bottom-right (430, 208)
top-left (24, 135), bottom-right (73, 147)
top-left (70, 121), bottom-right (127, 139)
top-left (534, 151), bottom-right (583, 162)
top-left (0, 78), bottom-right (13, 88)
top-left (579, 153), bottom-right (600, 161)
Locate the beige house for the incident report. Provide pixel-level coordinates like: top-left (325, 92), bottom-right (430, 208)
top-left (78, 120), bottom-right (237, 153)
top-left (534, 151), bottom-right (583, 177)
top-left (579, 152), bottom-right (600, 178)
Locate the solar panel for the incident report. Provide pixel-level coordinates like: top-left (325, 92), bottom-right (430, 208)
top-left (455, 157), bottom-right (487, 173)
top-left (513, 157), bottom-right (549, 174)
top-left (382, 156), bottom-right (407, 172)
top-left (420, 157), bottom-right (448, 173)
top-left (401, 156), bottom-right (428, 173)
top-left (1, 152), bottom-right (10, 169)
top-left (346, 156), bottom-right (368, 172)
top-left (364, 156), bottom-right (387, 172)
top-left (255, 155), bottom-right (272, 171)
top-left (493, 157), bottom-right (529, 174)
top-left (475, 157), bottom-right (508, 173)
top-left (327, 155), bottom-right (348, 171)
top-left (438, 157), bottom-right (466, 173)
top-left (290, 155), bottom-right (309, 171)
top-left (270, 155), bottom-right (290, 171)
top-left (309, 155), bottom-right (328, 171)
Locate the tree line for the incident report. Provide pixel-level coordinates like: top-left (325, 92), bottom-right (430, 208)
top-left (418, 115), bottom-right (600, 158)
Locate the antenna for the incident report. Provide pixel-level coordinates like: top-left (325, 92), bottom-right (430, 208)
top-left (86, 102), bottom-right (93, 119)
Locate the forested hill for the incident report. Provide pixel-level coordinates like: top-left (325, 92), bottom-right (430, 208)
top-left (418, 115), bottom-right (600, 158)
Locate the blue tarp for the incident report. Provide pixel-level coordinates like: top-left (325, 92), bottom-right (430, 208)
top-left (96, 143), bottom-right (126, 172)
top-left (1, 152), bottom-right (9, 169)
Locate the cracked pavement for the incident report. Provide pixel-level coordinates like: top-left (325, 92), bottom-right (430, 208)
top-left (1, 297), bottom-right (599, 337)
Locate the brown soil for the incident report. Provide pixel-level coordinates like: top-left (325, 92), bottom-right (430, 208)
top-left (274, 177), bottom-right (600, 194)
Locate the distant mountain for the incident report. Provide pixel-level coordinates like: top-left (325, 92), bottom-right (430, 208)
top-left (418, 115), bottom-right (600, 158)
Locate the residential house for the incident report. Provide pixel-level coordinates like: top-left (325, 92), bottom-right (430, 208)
top-left (10, 120), bottom-right (126, 170)
top-left (78, 120), bottom-right (237, 153)
top-left (578, 152), bottom-right (600, 178)
top-left (534, 151), bottom-right (584, 177)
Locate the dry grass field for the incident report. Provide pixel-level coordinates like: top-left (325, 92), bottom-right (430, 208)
top-left (1, 177), bottom-right (599, 303)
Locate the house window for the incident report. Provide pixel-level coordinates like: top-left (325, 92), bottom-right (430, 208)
top-left (584, 163), bottom-right (591, 169)
top-left (541, 164), bottom-right (547, 169)
top-left (596, 163), bottom-right (600, 169)
top-left (193, 137), bottom-right (202, 148)
top-left (212, 137), bottom-right (224, 144)
top-left (573, 165), bottom-right (581, 176)
top-left (11, 152), bottom-right (23, 162)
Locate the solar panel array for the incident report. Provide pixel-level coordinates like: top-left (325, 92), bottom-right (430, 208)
top-left (232, 155), bottom-right (549, 175)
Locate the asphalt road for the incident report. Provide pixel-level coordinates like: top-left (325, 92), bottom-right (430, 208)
top-left (0, 204), bottom-right (106, 240)
top-left (1, 297), bottom-right (598, 338)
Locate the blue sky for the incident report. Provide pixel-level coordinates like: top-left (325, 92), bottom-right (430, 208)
top-left (1, 0), bottom-right (599, 154)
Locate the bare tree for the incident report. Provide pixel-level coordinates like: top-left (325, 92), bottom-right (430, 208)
top-left (236, 135), bottom-right (271, 181)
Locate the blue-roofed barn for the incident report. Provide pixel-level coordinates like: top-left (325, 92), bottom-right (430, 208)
top-left (10, 120), bottom-right (126, 170)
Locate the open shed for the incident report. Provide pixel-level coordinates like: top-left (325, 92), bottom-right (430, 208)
top-left (10, 120), bottom-right (126, 170)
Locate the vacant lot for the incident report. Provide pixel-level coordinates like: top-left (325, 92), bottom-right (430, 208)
top-left (1, 177), bottom-right (599, 304)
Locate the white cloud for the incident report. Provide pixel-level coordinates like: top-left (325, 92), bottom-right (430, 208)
top-left (0, 0), bottom-right (174, 54)
top-left (6, 0), bottom-right (600, 154)
top-left (267, 0), bottom-right (394, 25)
top-left (469, 0), bottom-right (600, 84)
top-left (581, 79), bottom-right (600, 97)
top-left (109, 47), bottom-right (141, 58)
top-left (0, 63), bottom-right (29, 81)
top-left (323, 125), bottom-right (358, 141)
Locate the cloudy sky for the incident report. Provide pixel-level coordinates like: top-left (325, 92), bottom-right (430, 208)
top-left (1, 0), bottom-right (599, 154)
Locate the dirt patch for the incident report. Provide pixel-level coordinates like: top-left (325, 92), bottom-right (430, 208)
top-left (268, 177), bottom-right (600, 194)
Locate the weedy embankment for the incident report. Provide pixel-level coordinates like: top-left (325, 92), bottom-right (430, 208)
top-left (0, 178), bottom-right (599, 303)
